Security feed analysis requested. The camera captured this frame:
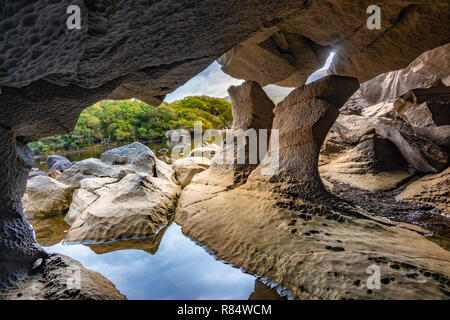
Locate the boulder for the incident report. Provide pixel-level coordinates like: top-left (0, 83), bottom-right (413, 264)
top-left (394, 86), bottom-right (450, 127)
top-left (320, 137), bottom-right (413, 191)
top-left (376, 118), bottom-right (449, 173)
top-left (22, 176), bottom-right (73, 215)
top-left (360, 43), bottom-right (450, 104)
top-left (339, 90), bottom-right (369, 116)
top-left (397, 167), bottom-right (450, 215)
top-left (65, 188), bottom-right (99, 226)
top-left (66, 173), bottom-right (180, 243)
top-left (330, 115), bottom-right (378, 145)
top-left (172, 157), bottom-right (211, 187)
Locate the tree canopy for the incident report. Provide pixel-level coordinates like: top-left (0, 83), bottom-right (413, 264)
top-left (29, 96), bottom-right (232, 154)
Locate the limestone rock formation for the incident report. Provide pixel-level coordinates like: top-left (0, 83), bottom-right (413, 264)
top-left (22, 175), bottom-right (73, 215)
top-left (177, 76), bottom-right (450, 299)
top-left (397, 167), bottom-right (450, 215)
top-left (172, 157), bottom-right (211, 188)
top-left (360, 43), bottom-right (450, 104)
top-left (394, 86), bottom-right (450, 127)
top-left (320, 137), bottom-right (413, 191)
top-left (1, 254), bottom-right (126, 300)
top-left (413, 126), bottom-right (450, 150)
top-left (376, 118), bottom-right (449, 173)
top-left (229, 81), bottom-right (276, 130)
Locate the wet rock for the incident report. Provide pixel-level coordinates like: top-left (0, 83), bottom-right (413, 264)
top-left (320, 137), bottom-right (413, 191)
top-left (360, 43), bottom-right (450, 104)
top-left (376, 118), bottom-right (449, 173)
top-left (1, 254), bottom-right (126, 300)
top-left (394, 86), bottom-right (450, 127)
top-left (66, 173), bottom-right (179, 243)
top-left (172, 157), bottom-right (211, 187)
top-left (397, 167), bottom-right (450, 215)
top-left (22, 176), bottom-right (73, 215)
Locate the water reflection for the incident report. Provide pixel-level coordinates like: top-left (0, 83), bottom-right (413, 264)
top-left (26, 214), bottom-right (279, 300)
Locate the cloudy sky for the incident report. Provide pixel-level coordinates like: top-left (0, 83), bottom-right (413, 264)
top-left (164, 52), bottom-right (335, 103)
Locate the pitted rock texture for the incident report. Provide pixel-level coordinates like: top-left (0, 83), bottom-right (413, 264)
top-left (177, 76), bottom-right (450, 300)
top-left (1, 1), bottom-right (449, 141)
top-left (1, 254), bottom-right (126, 300)
top-left (0, 126), bottom-right (47, 290)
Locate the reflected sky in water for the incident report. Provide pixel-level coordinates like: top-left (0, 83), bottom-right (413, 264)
top-left (45, 224), bottom-right (255, 300)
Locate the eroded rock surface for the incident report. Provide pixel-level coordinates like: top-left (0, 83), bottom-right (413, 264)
top-left (177, 76), bottom-right (450, 299)
top-left (376, 118), bottom-right (449, 173)
top-left (61, 143), bottom-right (180, 243)
top-left (320, 137), bottom-right (413, 191)
top-left (394, 86), bottom-right (450, 127)
top-left (22, 175), bottom-right (73, 215)
top-left (1, 254), bottom-right (126, 300)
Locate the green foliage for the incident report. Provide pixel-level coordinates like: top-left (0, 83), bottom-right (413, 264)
top-left (29, 96), bottom-right (232, 154)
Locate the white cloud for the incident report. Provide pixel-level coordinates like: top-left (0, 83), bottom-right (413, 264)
top-left (164, 62), bottom-right (243, 103)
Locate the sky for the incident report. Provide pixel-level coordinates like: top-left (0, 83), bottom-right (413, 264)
top-left (164, 52), bottom-right (335, 103)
